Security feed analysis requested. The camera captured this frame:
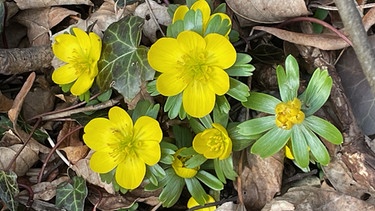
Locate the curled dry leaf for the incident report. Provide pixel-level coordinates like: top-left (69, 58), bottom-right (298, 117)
top-left (134, 0), bottom-right (171, 42)
top-left (262, 186), bottom-right (375, 210)
top-left (235, 151), bottom-right (284, 210)
top-left (226, 0), bottom-right (309, 23)
top-left (18, 176), bottom-right (69, 201)
top-left (14, 0), bottom-right (93, 10)
top-left (13, 7), bottom-right (78, 46)
top-left (0, 144), bottom-right (38, 176)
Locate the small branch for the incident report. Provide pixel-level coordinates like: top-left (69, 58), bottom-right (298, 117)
top-left (335, 0), bottom-right (375, 96)
top-left (0, 45), bottom-right (53, 75)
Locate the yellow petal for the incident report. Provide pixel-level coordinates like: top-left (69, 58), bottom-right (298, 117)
top-left (172, 158), bottom-right (198, 178)
top-left (108, 106), bottom-right (133, 138)
top-left (205, 33), bottom-right (236, 69)
top-left (89, 151), bottom-right (118, 173)
top-left (70, 73), bottom-right (94, 95)
top-left (52, 64), bottom-right (78, 85)
top-left (136, 140), bottom-right (161, 165)
top-left (285, 145), bottom-right (295, 159)
top-left (219, 138), bottom-right (232, 160)
top-left (133, 116), bottom-right (162, 143)
top-left (72, 28), bottom-right (91, 56)
top-left (172, 5), bottom-right (189, 23)
top-left (89, 32), bottom-right (102, 61)
top-left (148, 37), bottom-right (184, 73)
top-left (116, 157), bottom-right (146, 189)
top-left (192, 133), bottom-right (208, 154)
top-left (52, 34), bottom-right (81, 62)
top-left (156, 71), bottom-right (189, 96)
top-left (183, 80), bottom-right (215, 118)
top-left (83, 118), bottom-right (118, 151)
top-left (206, 66), bottom-right (229, 95)
top-left (177, 31), bottom-right (205, 54)
top-left (191, 0), bottom-right (211, 26)
top-left (208, 13), bottom-right (232, 36)
top-left (187, 195), bottom-right (216, 210)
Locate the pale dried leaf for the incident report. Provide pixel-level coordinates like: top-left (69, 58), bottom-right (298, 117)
top-left (134, 0), bottom-right (171, 42)
top-left (262, 186), bottom-right (375, 211)
top-left (59, 145), bottom-right (89, 165)
top-left (14, 0), bottom-right (93, 10)
top-left (14, 7), bottom-right (78, 46)
top-left (0, 144), bottom-right (38, 176)
top-left (253, 26), bottom-right (349, 50)
top-left (71, 153), bottom-right (115, 194)
top-left (235, 151), bottom-right (284, 210)
top-left (226, 0), bottom-right (309, 23)
top-left (19, 176), bottom-right (69, 201)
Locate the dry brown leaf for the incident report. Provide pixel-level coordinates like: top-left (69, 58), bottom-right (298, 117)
top-left (71, 152), bottom-right (115, 194)
top-left (253, 26), bottom-right (349, 50)
top-left (226, 0), bottom-right (309, 23)
top-left (14, 7), bottom-right (78, 46)
top-left (235, 151), bottom-right (284, 210)
top-left (22, 87), bottom-right (55, 121)
top-left (57, 122), bottom-right (83, 148)
top-left (262, 186), bottom-right (375, 210)
top-left (14, 0), bottom-right (93, 10)
top-left (0, 91), bottom-right (14, 113)
top-left (19, 176), bottom-right (69, 201)
top-left (59, 145), bottom-right (89, 165)
top-left (134, 0), bottom-right (171, 42)
top-left (0, 144), bottom-right (38, 176)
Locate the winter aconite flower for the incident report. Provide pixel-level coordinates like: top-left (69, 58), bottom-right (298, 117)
top-left (52, 27), bottom-right (102, 96)
top-left (148, 30), bottom-right (236, 118)
top-left (193, 123), bottom-right (232, 160)
top-left (83, 106), bottom-right (162, 189)
top-left (187, 195), bottom-right (216, 211)
top-left (172, 0), bottom-right (231, 36)
top-left (237, 55), bottom-right (343, 168)
top-left (172, 148), bottom-right (199, 178)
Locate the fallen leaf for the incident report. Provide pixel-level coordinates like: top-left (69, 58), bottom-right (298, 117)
top-left (14, 0), bottom-right (93, 10)
top-left (22, 87), bottom-right (55, 121)
top-left (59, 145), bottom-right (89, 165)
top-left (235, 151), bottom-right (284, 210)
top-left (134, 0), bottom-right (171, 42)
top-left (14, 7), bottom-right (78, 46)
top-left (18, 176), bottom-right (69, 201)
top-left (0, 92), bottom-right (13, 113)
top-left (0, 144), bottom-right (38, 176)
top-left (226, 0), bottom-right (309, 23)
top-left (262, 186), bottom-right (375, 210)
top-left (253, 26), bottom-right (349, 50)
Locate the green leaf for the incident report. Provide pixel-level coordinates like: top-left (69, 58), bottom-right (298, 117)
top-left (196, 170), bottom-right (224, 191)
top-left (214, 158), bottom-right (225, 182)
top-left (227, 78), bottom-right (250, 102)
top-left (237, 116), bottom-right (276, 136)
top-left (226, 53), bottom-right (255, 77)
top-left (304, 116), bottom-right (343, 145)
top-left (228, 123), bottom-right (258, 151)
top-left (97, 16), bottom-right (155, 103)
top-left (313, 8), bottom-right (329, 34)
top-left (213, 95), bottom-right (230, 127)
top-left (173, 125), bottom-right (193, 148)
top-left (199, 115), bottom-right (213, 129)
top-left (189, 118), bottom-right (206, 134)
top-left (291, 125), bottom-right (309, 168)
top-left (159, 169), bottom-right (185, 207)
top-left (213, 3), bottom-right (226, 13)
top-left (185, 154), bottom-right (207, 168)
top-left (185, 177), bottom-right (208, 205)
top-left (300, 125), bottom-right (330, 165)
top-left (146, 80), bottom-right (160, 96)
top-left (251, 127), bottom-right (291, 158)
top-left (299, 69), bottom-right (332, 116)
top-left (184, 9), bottom-right (204, 35)
top-left (97, 89), bottom-right (112, 102)
top-left (167, 4), bottom-right (179, 18)
top-left (220, 157), bottom-right (237, 180)
top-left (277, 55), bottom-right (300, 102)
top-left (56, 176), bottom-right (88, 211)
top-left (0, 170), bottom-right (19, 211)
top-left (166, 20), bottom-right (185, 38)
top-left (204, 14), bottom-right (231, 36)
top-left (242, 92), bottom-right (280, 114)
top-left (186, 0), bottom-right (196, 7)
top-left (165, 93), bottom-right (183, 119)
top-left (148, 164), bottom-right (166, 182)
top-left (130, 100), bottom-right (160, 121)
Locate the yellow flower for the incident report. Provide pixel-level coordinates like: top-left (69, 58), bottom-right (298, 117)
top-left (172, 0), bottom-right (231, 35)
top-left (193, 123), bottom-right (232, 160)
top-left (275, 98), bottom-right (305, 130)
top-left (83, 106), bottom-right (162, 189)
top-left (187, 195), bottom-right (216, 211)
top-left (172, 148), bottom-right (199, 178)
top-left (52, 27), bottom-right (102, 96)
top-left (285, 145), bottom-right (294, 160)
top-left (148, 31), bottom-right (236, 118)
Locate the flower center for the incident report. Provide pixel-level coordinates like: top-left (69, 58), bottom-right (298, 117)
top-left (180, 51), bottom-right (210, 81)
top-left (207, 132), bottom-right (224, 152)
top-left (70, 50), bottom-right (91, 76)
top-left (275, 98), bottom-right (305, 130)
top-left (108, 128), bottom-right (138, 162)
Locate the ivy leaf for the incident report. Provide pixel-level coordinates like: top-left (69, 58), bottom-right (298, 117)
top-left (0, 170), bottom-right (19, 211)
top-left (56, 176), bottom-right (88, 211)
top-left (97, 16), bottom-right (155, 103)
